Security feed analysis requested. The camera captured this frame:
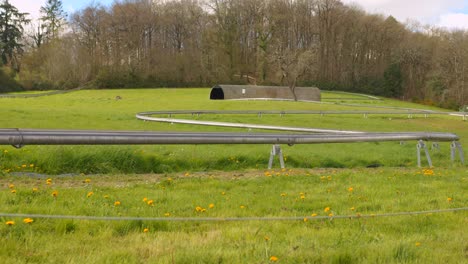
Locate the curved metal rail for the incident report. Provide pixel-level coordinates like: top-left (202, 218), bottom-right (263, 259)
top-left (136, 110), bottom-right (466, 134)
top-left (138, 109), bottom-right (464, 116)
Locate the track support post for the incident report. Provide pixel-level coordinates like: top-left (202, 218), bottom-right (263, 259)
top-left (417, 140), bottom-right (432, 168)
top-left (450, 141), bottom-right (465, 165)
top-left (268, 145), bottom-right (285, 169)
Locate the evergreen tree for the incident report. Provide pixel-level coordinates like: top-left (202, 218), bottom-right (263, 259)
top-left (0, 0), bottom-right (30, 70)
top-left (40, 0), bottom-right (66, 41)
top-left (383, 62), bottom-right (403, 98)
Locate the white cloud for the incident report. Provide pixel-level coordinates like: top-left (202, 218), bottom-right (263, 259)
top-left (9, 0), bottom-right (46, 20)
top-left (439, 13), bottom-right (468, 29)
top-left (342, 0), bottom-right (468, 29)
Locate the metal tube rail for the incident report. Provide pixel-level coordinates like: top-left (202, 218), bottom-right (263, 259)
top-left (136, 114), bottom-right (364, 134)
top-left (138, 110), bottom-right (463, 115)
top-left (0, 129), bottom-right (459, 147)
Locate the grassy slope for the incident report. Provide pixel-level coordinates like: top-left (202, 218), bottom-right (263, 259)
top-left (0, 88), bottom-right (466, 174)
top-left (0, 88), bottom-right (466, 263)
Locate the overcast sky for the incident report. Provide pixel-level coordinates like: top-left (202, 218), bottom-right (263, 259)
top-left (342, 0), bottom-right (468, 29)
top-left (9, 0), bottom-right (468, 30)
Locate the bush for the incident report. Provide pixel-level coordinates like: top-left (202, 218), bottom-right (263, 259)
top-left (0, 66), bottom-right (22, 93)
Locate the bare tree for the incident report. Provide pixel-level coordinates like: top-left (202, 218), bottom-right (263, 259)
top-left (271, 48), bottom-right (316, 100)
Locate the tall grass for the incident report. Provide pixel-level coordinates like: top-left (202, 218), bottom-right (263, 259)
top-left (0, 169), bottom-right (466, 263)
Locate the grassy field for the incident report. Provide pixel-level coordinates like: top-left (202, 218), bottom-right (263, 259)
top-left (0, 88), bottom-right (466, 174)
top-left (0, 88), bottom-right (467, 263)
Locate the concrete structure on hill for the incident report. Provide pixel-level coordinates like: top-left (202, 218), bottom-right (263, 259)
top-left (210, 85), bottom-right (321, 101)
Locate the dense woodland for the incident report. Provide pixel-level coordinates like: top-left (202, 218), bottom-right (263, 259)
top-left (0, 0), bottom-right (467, 108)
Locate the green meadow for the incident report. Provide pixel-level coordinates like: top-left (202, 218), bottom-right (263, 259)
top-left (0, 88), bottom-right (466, 263)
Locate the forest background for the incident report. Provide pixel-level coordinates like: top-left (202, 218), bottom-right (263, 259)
top-left (1, 0), bottom-right (467, 109)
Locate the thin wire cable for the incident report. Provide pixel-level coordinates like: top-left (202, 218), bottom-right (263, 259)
top-left (1, 208), bottom-right (466, 222)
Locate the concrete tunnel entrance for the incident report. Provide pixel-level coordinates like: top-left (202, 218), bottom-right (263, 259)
top-left (210, 86), bottom-right (225, 100)
top-left (209, 84), bottom-right (321, 101)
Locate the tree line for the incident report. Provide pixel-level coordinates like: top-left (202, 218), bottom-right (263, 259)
top-left (0, 0), bottom-right (466, 109)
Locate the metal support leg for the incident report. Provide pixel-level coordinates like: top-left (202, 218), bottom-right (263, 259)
top-left (417, 140), bottom-right (432, 167)
top-left (268, 145), bottom-right (285, 169)
top-left (451, 141), bottom-right (465, 164)
top-left (457, 142), bottom-right (465, 165)
top-left (417, 142), bottom-right (421, 167)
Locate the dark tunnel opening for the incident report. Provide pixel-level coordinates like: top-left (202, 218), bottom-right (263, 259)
top-left (210, 87), bottom-right (224, 100)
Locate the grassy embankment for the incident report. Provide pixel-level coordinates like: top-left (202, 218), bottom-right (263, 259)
top-left (0, 88), bottom-right (466, 263)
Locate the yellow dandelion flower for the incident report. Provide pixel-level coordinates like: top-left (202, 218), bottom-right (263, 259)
top-left (195, 206), bottom-right (203, 212)
top-left (201, 208), bottom-right (206, 212)
top-left (240, 205), bottom-right (246, 209)
top-left (143, 197), bottom-right (148, 202)
top-left (221, 191), bottom-right (226, 195)
top-left (264, 236), bottom-right (270, 241)
top-left (311, 213), bottom-right (318, 217)
top-left (303, 218), bottom-right (308, 222)
top-left (324, 207), bottom-right (331, 212)
top-left (300, 195), bottom-right (305, 200)
top-left (5, 221), bottom-right (15, 226)
top-left (327, 176), bottom-right (332, 181)
top-left (51, 190), bottom-right (58, 197)
top-left (415, 242), bottom-right (421, 247)
top-left (114, 201), bottom-right (121, 206)
top-left (350, 207), bottom-right (355, 211)
top-left (184, 172), bottom-right (190, 177)
top-left (46, 179), bottom-right (52, 185)
top-left (209, 203), bottom-right (215, 209)
top-left (84, 178), bottom-right (91, 183)
top-left (29, 164), bottom-right (34, 168)
top-left (269, 256), bottom-right (279, 262)
top-left (11, 189), bottom-right (16, 194)
top-left (320, 176), bottom-right (326, 181)
top-left (143, 228), bottom-right (149, 233)
top-left (328, 213), bottom-right (333, 217)
top-left (164, 213), bottom-right (170, 217)
top-left (103, 195), bottom-right (109, 199)
top-left (87, 192), bottom-right (94, 198)
top-left (447, 197), bottom-right (453, 202)
top-left (32, 187), bottom-right (38, 192)
top-left (8, 184), bottom-right (14, 189)
top-left (23, 218), bottom-right (34, 224)
top-left (21, 164), bottom-right (27, 168)
top-left (167, 177), bottom-right (172, 182)
top-left (348, 187), bottom-right (354, 192)
top-left (280, 193), bottom-right (287, 197)
top-left (147, 200), bottom-right (154, 206)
